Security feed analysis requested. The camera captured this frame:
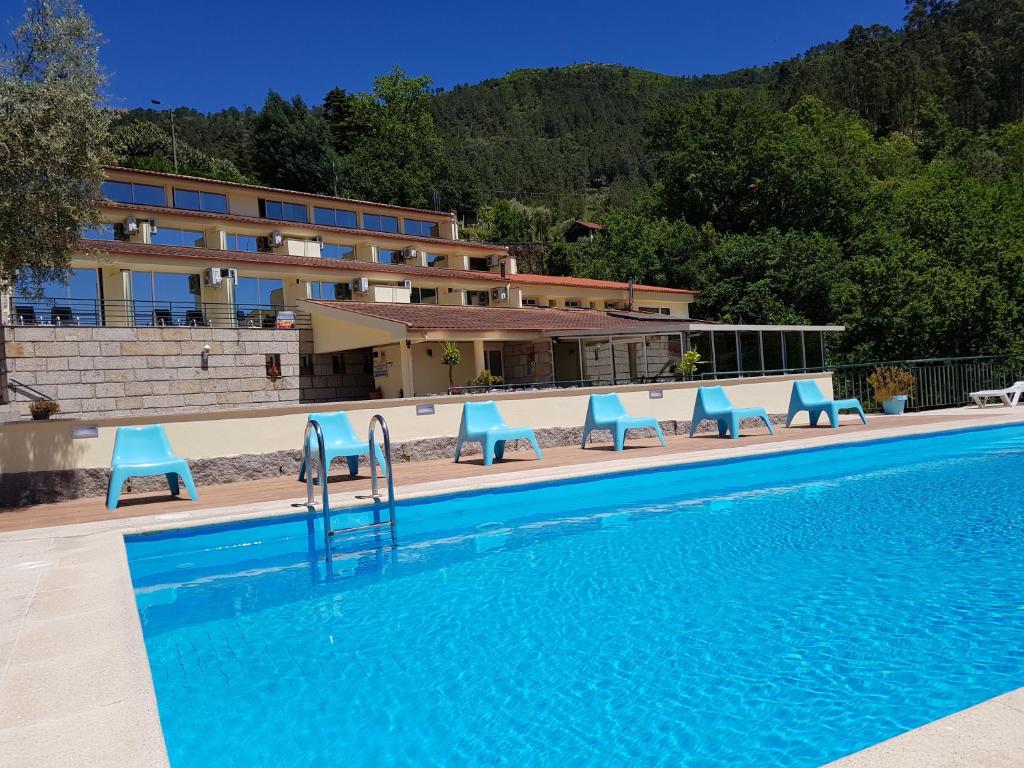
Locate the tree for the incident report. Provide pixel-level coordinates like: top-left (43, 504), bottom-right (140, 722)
top-left (248, 91), bottom-right (337, 194)
top-left (465, 199), bottom-right (554, 243)
top-left (0, 0), bottom-right (110, 292)
top-left (108, 121), bottom-right (248, 182)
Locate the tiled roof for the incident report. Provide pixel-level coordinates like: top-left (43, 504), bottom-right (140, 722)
top-left (306, 301), bottom-right (690, 332)
top-left (573, 219), bottom-right (606, 230)
top-left (104, 166), bottom-right (455, 218)
top-left (99, 200), bottom-right (501, 252)
top-left (79, 240), bottom-right (696, 297)
top-left (511, 272), bottom-right (695, 295)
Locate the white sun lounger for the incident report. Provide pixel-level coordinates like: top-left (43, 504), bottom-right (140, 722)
top-left (969, 380), bottom-right (1024, 408)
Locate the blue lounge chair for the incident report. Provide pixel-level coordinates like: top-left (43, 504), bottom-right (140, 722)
top-left (298, 412), bottom-right (387, 482)
top-left (581, 393), bottom-right (667, 451)
top-left (689, 385), bottom-right (775, 439)
top-left (786, 379), bottom-right (867, 428)
top-left (454, 401), bottom-right (542, 466)
top-left (106, 425), bottom-right (198, 510)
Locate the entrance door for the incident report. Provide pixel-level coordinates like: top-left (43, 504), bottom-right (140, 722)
top-left (484, 348), bottom-right (504, 379)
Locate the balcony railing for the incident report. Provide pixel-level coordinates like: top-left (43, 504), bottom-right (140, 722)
top-left (7, 297), bottom-right (311, 330)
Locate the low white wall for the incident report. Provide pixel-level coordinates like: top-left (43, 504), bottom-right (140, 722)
top-left (0, 373), bottom-right (833, 474)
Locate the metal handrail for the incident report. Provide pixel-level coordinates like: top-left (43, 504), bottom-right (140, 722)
top-left (303, 419), bottom-right (331, 549)
top-left (357, 414), bottom-right (397, 546)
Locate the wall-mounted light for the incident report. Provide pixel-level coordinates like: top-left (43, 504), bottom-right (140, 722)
top-left (201, 343), bottom-right (211, 371)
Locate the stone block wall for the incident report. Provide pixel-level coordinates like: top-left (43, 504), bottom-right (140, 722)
top-left (0, 325), bottom-right (301, 421)
top-left (297, 336), bottom-right (375, 403)
top-left (501, 341), bottom-right (554, 384)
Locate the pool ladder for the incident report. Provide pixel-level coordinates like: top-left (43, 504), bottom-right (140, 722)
top-left (303, 414), bottom-right (398, 550)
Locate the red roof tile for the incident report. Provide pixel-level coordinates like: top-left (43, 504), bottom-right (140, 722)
top-left (306, 301), bottom-right (690, 332)
top-left (512, 272), bottom-right (694, 296)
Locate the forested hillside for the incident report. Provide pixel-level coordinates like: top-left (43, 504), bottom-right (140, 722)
top-left (108, 0), bottom-right (1024, 362)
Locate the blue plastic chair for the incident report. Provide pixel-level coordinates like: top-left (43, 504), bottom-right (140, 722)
top-left (454, 401), bottom-right (542, 466)
top-left (786, 379), bottom-right (867, 428)
top-left (689, 385), bottom-right (775, 439)
top-left (298, 412), bottom-right (387, 482)
top-left (581, 393), bottom-right (667, 451)
top-left (106, 425), bottom-right (198, 510)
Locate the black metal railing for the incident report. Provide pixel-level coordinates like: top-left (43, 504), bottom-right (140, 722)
top-left (832, 355), bottom-right (1024, 412)
top-left (7, 297), bottom-right (311, 330)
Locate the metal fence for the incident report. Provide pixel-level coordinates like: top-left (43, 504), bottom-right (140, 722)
top-left (832, 355), bottom-right (1024, 411)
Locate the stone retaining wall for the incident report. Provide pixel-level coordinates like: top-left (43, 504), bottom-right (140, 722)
top-left (0, 415), bottom-right (784, 507)
top-left (1, 325), bottom-right (300, 421)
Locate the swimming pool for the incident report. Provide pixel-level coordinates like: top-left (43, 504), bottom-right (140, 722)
top-left (127, 424), bottom-right (1024, 767)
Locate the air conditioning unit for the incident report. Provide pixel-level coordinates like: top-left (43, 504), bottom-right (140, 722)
top-left (148, 219), bottom-right (158, 235)
top-left (204, 267), bottom-right (223, 286)
top-left (403, 247), bottom-right (417, 262)
top-left (311, 236), bottom-right (324, 247)
top-left (222, 268), bottom-right (239, 285)
top-left (353, 277), bottom-right (370, 294)
top-left (491, 287), bottom-right (508, 301)
top-left (124, 216), bottom-right (139, 235)
top-left (269, 230), bottom-right (284, 247)
top-left (489, 255), bottom-right (502, 268)
top-left (399, 279), bottom-right (412, 290)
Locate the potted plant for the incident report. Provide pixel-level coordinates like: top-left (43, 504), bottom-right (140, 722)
top-left (440, 341), bottom-right (461, 388)
top-left (29, 399), bottom-right (60, 421)
top-left (676, 349), bottom-right (707, 381)
top-left (368, 387), bottom-right (383, 400)
top-left (867, 366), bottom-right (915, 415)
top-left (471, 369), bottom-right (504, 390)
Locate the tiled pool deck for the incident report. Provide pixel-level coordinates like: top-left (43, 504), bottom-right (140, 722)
top-left (3, 407), bottom-right (1024, 767)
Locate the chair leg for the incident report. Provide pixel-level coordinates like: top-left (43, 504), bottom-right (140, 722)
top-left (526, 433), bottom-right (542, 460)
top-left (614, 424), bottom-right (627, 451)
top-left (580, 425), bottom-right (591, 449)
top-left (166, 472), bottom-right (180, 496)
top-left (785, 411), bottom-right (797, 428)
top-left (808, 409), bottom-right (823, 427)
top-left (653, 423), bottom-right (667, 447)
top-left (856, 405), bottom-right (868, 425)
top-left (106, 468), bottom-right (128, 511)
top-left (482, 436), bottom-right (496, 466)
top-left (346, 455), bottom-right (359, 476)
top-left (729, 413), bottom-right (742, 439)
top-left (828, 405), bottom-right (841, 428)
top-left (454, 437), bottom-right (464, 463)
top-left (494, 439), bottom-right (507, 461)
top-left (180, 468), bottom-right (199, 502)
top-left (762, 415), bottom-right (775, 435)
top-left (689, 418), bottom-right (703, 438)
top-left (717, 418), bottom-right (729, 438)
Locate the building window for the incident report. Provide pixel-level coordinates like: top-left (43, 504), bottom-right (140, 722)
top-left (173, 188), bottom-right (228, 213)
top-left (299, 354), bottom-right (314, 376)
top-left (466, 290), bottom-right (490, 307)
top-left (321, 243), bottom-right (354, 260)
top-left (638, 306), bottom-right (671, 315)
top-left (313, 206), bottom-right (357, 228)
top-left (226, 233), bottom-right (259, 252)
top-left (377, 249), bottom-right (399, 264)
top-left (265, 354), bottom-right (282, 378)
top-left (410, 287), bottom-right (438, 304)
top-left (522, 297), bottom-right (539, 306)
top-left (426, 253), bottom-right (444, 267)
top-left (258, 198), bottom-right (308, 223)
top-left (150, 228), bottom-right (205, 247)
top-left (310, 281), bottom-right (352, 301)
top-left (363, 213), bottom-right (398, 233)
top-left (331, 353), bottom-right (344, 374)
top-left (468, 257), bottom-right (490, 272)
top-left (101, 180), bottom-right (166, 207)
top-left (82, 223), bottom-right (116, 241)
top-left (404, 218), bottom-right (440, 237)
top-left (564, 300), bottom-right (580, 308)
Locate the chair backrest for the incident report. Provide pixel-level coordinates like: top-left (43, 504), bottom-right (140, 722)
top-left (153, 308), bottom-right (172, 326)
top-left (462, 401), bottom-right (506, 433)
top-left (15, 305), bottom-right (36, 324)
top-left (589, 393), bottom-right (628, 422)
top-left (307, 411), bottom-right (358, 443)
top-left (1011, 381), bottom-right (1024, 390)
top-left (793, 379), bottom-right (829, 406)
top-left (111, 425), bottom-right (177, 466)
top-left (696, 385), bottom-right (733, 412)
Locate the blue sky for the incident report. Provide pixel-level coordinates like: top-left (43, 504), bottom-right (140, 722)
top-left (8, 0), bottom-right (906, 112)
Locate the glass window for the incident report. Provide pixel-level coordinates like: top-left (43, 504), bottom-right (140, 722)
top-left (484, 349), bottom-right (504, 379)
top-left (310, 281), bottom-right (352, 301)
top-left (426, 253), bottom-right (444, 267)
top-left (377, 249), bottom-right (399, 265)
top-left (236, 277), bottom-right (284, 307)
top-left (101, 181), bottom-right (166, 206)
top-left (313, 206), bottom-right (357, 228)
top-left (363, 213), bottom-right (398, 233)
top-left (468, 257), bottom-right (490, 272)
top-left (173, 188), bottom-right (228, 213)
top-left (713, 331), bottom-right (738, 376)
top-left (410, 287), bottom-right (437, 304)
top-left (131, 271), bottom-right (198, 326)
top-left (804, 331), bottom-right (825, 369)
top-left (259, 198), bottom-right (308, 223)
top-left (404, 218), bottom-right (440, 237)
top-left (82, 223), bottom-right (115, 241)
top-left (784, 331), bottom-right (805, 371)
top-left (761, 331), bottom-right (784, 373)
top-left (687, 332), bottom-right (714, 375)
top-left (466, 290), bottom-right (490, 306)
top-left (739, 331), bottom-right (762, 374)
top-left (226, 233), bottom-right (258, 252)
top-left (321, 243), bottom-right (354, 260)
top-left (15, 268), bottom-right (101, 326)
top-left (150, 228), bottom-right (205, 247)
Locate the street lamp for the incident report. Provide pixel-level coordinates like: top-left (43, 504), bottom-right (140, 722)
top-left (150, 99), bottom-right (178, 173)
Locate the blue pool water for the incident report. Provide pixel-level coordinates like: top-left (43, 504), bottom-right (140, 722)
top-left (128, 425), bottom-right (1024, 767)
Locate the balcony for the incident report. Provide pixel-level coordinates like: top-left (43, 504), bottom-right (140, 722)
top-left (6, 297), bottom-right (312, 330)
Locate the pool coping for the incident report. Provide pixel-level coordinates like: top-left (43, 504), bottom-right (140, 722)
top-left (3, 408), bottom-right (1024, 767)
